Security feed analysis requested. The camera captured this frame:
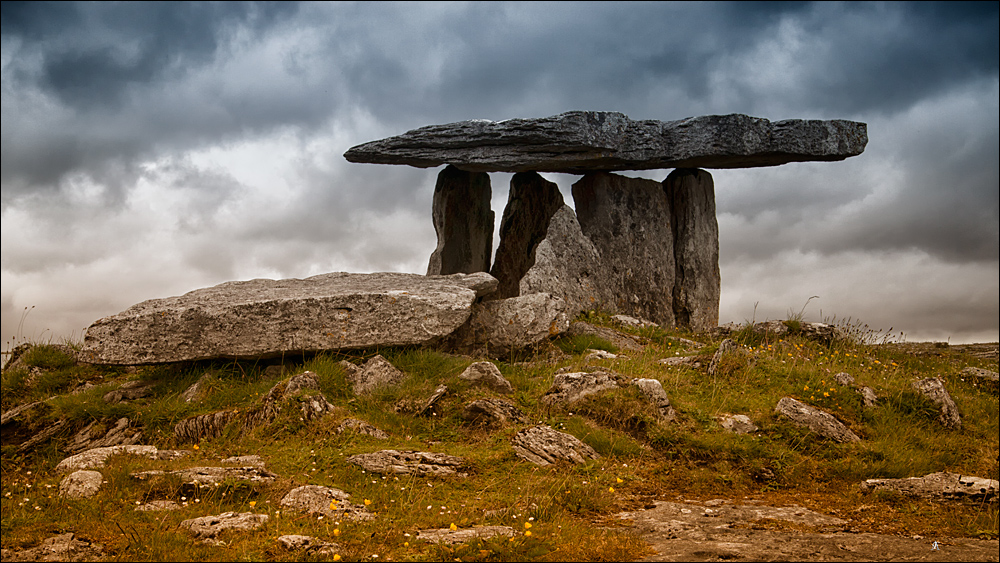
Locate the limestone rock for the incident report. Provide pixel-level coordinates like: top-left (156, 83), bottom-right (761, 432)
top-left (131, 466), bottom-right (278, 489)
top-left (221, 455), bottom-right (265, 467)
top-left (861, 472), bottom-right (997, 502)
top-left (16, 419), bottom-right (67, 453)
top-left (912, 377), bottom-right (961, 429)
top-left (59, 470), bottom-right (103, 499)
top-left (336, 418), bottom-right (389, 440)
top-left (833, 372), bottom-right (855, 386)
top-left (0, 533), bottom-right (104, 562)
top-left (81, 271), bottom-right (499, 364)
top-left (462, 398), bottom-right (525, 427)
top-left (285, 371), bottom-right (321, 395)
top-left (180, 511), bottom-right (269, 541)
top-left (426, 165), bottom-right (494, 275)
top-left (180, 372), bottom-right (212, 402)
top-left (512, 424), bottom-right (601, 466)
top-left (573, 172), bottom-right (675, 326)
top-left (664, 169), bottom-right (719, 331)
top-left (631, 378), bottom-right (677, 420)
top-left (66, 417), bottom-right (143, 454)
top-left (708, 338), bottom-right (739, 377)
top-left (458, 362), bottom-right (514, 395)
top-left (347, 450), bottom-right (467, 477)
top-left (417, 525), bottom-right (516, 545)
top-left (517, 205), bottom-right (604, 314)
top-left (490, 171), bottom-right (566, 298)
top-left (611, 314), bottom-right (658, 329)
top-left (135, 500), bottom-right (182, 511)
top-left (962, 366), bottom-right (999, 392)
top-left (775, 397), bottom-right (861, 443)
top-left (718, 414), bottom-right (759, 434)
top-left (296, 393), bottom-right (339, 421)
top-left (279, 485), bottom-right (374, 521)
top-left (346, 355), bottom-right (407, 395)
top-left (174, 411), bottom-right (236, 443)
top-left (584, 349), bottom-right (618, 362)
top-left (857, 386), bottom-right (879, 408)
top-left (419, 384), bottom-right (449, 416)
top-left (344, 111), bottom-right (868, 173)
top-left (55, 445), bottom-right (174, 472)
top-left (448, 293), bottom-right (569, 356)
top-left (277, 535), bottom-right (339, 555)
top-left (541, 371), bottom-right (624, 406)
top-left (1, 400), bottom-right (45, 426)
top-left (658, 355), bottom-right (703, 368)
top-left (102, 380), bottom-right (157, 403)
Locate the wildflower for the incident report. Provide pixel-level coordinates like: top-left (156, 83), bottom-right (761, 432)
top-left (524, 522), bottom-right (532, 529)
top-left (249, 501), bottom-right (256, 509)
top-left (333, 555), bottom-right (341, 562)
top-left (823, 392), bottom-right (829, 397)
top-left (450, 523), bottom-right (458, 531)
top-left (330, 500), bottom-right (339, 510)
top-left (334, 528), bottom-right (341, 536)
top-left (404, 542), bottom-right (409, 547)
top-left (193, 444), bottom-right (199, 450)
top-left (364, 499), bottom-right (372, 506)
top-left (524, 530), bottom-right (532, 537)
top-left (609, 487), bottom-right (615, 493)
top-left (616, 477), bottom-right (623, 484)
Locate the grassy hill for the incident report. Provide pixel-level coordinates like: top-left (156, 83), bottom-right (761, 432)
top-left (2, 313), bottom-right (997, 561)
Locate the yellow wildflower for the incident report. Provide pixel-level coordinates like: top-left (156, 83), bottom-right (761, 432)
top-left (450, 523), bottom-right (458, 531)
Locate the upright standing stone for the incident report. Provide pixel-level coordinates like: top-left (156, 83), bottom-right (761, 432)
top-left (572, 172), bottom-right (676, 326)
top-left (490, 172), bottom-right (565, 298)
top-left (427, 165), bottom-right (494, 275)
top-left (664, 168), bottom-right (720, 331)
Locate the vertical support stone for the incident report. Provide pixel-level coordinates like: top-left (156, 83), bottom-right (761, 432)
top-left (572, 172), bottom-right (676, 326)
top-left (426, 165), bottom-right (494, 275)
top-left (489, 172), bottom-right (565, 298)
top-left (663, 168), bottom-right (720, 332)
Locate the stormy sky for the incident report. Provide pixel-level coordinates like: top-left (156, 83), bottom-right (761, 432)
top-left (2, 1), bottom-right (997, 350)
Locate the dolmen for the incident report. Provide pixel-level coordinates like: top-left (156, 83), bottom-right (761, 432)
top-left (81, 111), bottom-right (866, 365)
top-left (346, 111), bottom-right (867, 331)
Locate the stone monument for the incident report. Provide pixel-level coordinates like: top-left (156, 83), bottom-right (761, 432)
top-left (345, 111), bottom-right (867, 331)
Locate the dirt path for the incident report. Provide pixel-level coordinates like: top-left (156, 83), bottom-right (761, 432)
top-left (616, 499), bottom-right (998, 562)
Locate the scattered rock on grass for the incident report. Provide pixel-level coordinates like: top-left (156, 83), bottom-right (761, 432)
top-left (174, 411), bottom-right (237, 443)
top-left (279, 485), bottom-right (374, 521)
top-left (56, 445), bottom-right (188, 472)
top-left (774, 397), bottom-right (861, 443)
top-left (541, 371), bottom-right (623, 405)
top-left (277, 535), bottom-right (339, 556)
top-left (417, 525), bottom-right (516, 545)
top-left (180, 511), bottom-right (269, 542)
top-left (718, 414), bottom-right (758, 435)
top-left (0, 533), bottom-right (104, 562)
top-left (911, 377), bottom-right (961, 429)
top-left (58, 470), bottom-right (104, 499)
top-left (102, 380), bottom-right (156, 404)
top-left (458, 362), bottom-right (514, 395)
top-left (860, 472), bottom-right (998, 502)
top-left (131, 466), bottom-right (278, 489)
top-left (347, 450), bottom-right (467, 477)
top-left (631, 378), bottom-right (677, 421)
top-left (462, 398), bottom-right (525, 427)
top-left (66, 417), bottom-right (143, 454)
top-left (343, 355), bottom-right (407, 395)
top-left (511, 424), bottom-right (601, 466)
top-left (135, 500), bottom-right (181, 511)
top-left (336, 418), bottom-right (389, 440)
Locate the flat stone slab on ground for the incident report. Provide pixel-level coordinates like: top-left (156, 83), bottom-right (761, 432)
top-left (180, 511), bottom-right (269, 541)
top-left (279, 484), bottom-right (374, 521)
top-left (860, 472), bottom-right (998, 502)
top-left (130, 466), bottom-right (278, 488)
top-left (344, 111), bottom-right (867, 173)
top-left (80, 271), bottom-right (498, 364)
top-left (511, 424), bottom-right (601, 466)
top-left (55, 445), bottom-right (189, 472)
top-left (775, 397), bottom-right (861, 443)
top-left (347, 450), bottom-right (468, 477)
top-left (417, 525), bottom-right (516, 545)
top-left (0, 533), bottom-right (104, 562)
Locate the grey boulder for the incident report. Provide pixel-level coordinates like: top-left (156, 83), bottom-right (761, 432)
top-left (512, 425), bottom-right (601, 466)
top-left (344, 111), bottom-right (867, 173)
top-left (912, 377), bottom-right (961, 429)
top-left (347, 450), bottom-right (467, 477)
top-left (81, 271), bottom-right (498, 364)
top-left (861, 472), bottom-right (997, 502)
top-left (59, 470), bottom-right (104, 499)
top-left (775, 397), bottom-right (861, 443)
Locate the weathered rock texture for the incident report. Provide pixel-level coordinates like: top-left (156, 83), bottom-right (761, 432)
top-left (131, 466), bottom-right (277, 489)
top-left (631, 378), bottom-right (677, 421)
top-left (174, 411), bottom-right (237, 443)
top-left (861, 472), bottom-right (997, 502)
top-left (0, 533), bottom-right (104, 562)
top-left (81, 272), bottom-right (498, 364)
top-left (59, 470), bottom-right (104, 499)
top-left (489, 172), bottom-right (566, 298)
top-left (912, 377), bottom-right (962, 429)
top-left (664, 169), bottom-right (720, 331)
top-left (55, 445), bottom-right (187, 472)
top-left (517, 205), bottom-right (603, 310)
top-left (447, 293), bottom-right (569, 356)
top-left (511, 424), bottom-right (601, 465)
top-left (573, 172), bottom-right (676, 325)
top-left (279, 485), bottom-right (374, 521)
top-left (426, 165), bottom-right (494, 275)
top-left (342, 355), bottom-right (407, 395)
top-left (775, 397), bottom-right (861, 443)
top-left (180, 511), bottom-right (269, 541)
top-left (462, 398), bottom-right (525, 427)
top-left (277, 535), bottom-right (339, 556)
top-left (344, 111), bottom-right (868, 173)
top-left (417, 526), bottom-right (516, 545)
top-left (347, 450), bottom-right (467, 477)
top-left (458, 362), bottom-right (514, 395)
top-left (337, 418), bottom-right (389, 440)
top-left (541, 371), bottom-right (624, 406)
top-left (718, 414), bottom-right (759, 434)
top-left (65, 417), bottom-right (143, 454)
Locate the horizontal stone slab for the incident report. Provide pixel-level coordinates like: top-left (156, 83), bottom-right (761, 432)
top-left (344, 111), bottom-right (867, 173)
top-left (80, 272), bottom-right (498, 365)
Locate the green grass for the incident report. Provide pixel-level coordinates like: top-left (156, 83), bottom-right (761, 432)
top-left (2, 314), bottom-right (998, 560)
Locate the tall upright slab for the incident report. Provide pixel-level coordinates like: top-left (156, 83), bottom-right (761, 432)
top-left (572, 172), bottom-right (676, 326)
top-left (664, 168), bottom-right (720, 332)
top-left (490, 172), bottom-right (565, 298)
top-left (426, 165), bottom-right (494, 275)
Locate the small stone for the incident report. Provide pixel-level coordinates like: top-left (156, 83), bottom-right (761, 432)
top-left (337, 418), bottom-right (389, 440)
top-left (59, 470), bottom-right (104, 499)
top-left (631, 378), bottom-right (677, 421)
top-left (775, 397), bottom-right (861, 443)
top-left (135, 500), bottom-right (181, 512)
top-left (279, 485), bottom-right (373, 521)
top-left (462, 398), bottom-right (525, 427)
top-left (277, 534), bottom-right (339, 555)
top-left (458, 362), bottom-right (514, 395)
top-left (348, 355), bottom-right (407, 395)
top-left (833, 372), bottom-right (855, 386)
top-left (541, 371), bottom-right (624, 406)
top-left (512, 425), bottom-right (601, 466)
top-left (56, 445), bottom-right (165, 472)
top-left (102, 380), bottom-right (156, 404)
top-left (911, 377), bottom-right (961, 429)
top-left (718, 414), bottom-right (759, 434)
top-left (347, 450), bottom-right (467, 477)
top-left (180, 511), bottom-right (269, 540)
top-left (416, 525), bottom-right (516, 545)
top-left (861, 472), bottom-right (997, 502)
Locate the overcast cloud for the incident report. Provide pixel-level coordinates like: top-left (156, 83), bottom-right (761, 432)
top-left (2, 1), bottom-right (997, 351)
